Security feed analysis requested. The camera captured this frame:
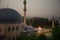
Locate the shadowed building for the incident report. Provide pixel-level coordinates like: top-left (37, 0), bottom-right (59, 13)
top-left (0, 8), bottom-right (23, 40)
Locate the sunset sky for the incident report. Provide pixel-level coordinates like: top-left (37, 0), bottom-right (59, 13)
top-left (0, 0), bottom-right (60, 18)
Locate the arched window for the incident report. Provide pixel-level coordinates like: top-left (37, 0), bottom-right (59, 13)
top-left (8, 27), bottom-right (11, 31)
top-left (12, 27), bottom-right (14, 31)
top-left (0, 27), bottom-right (1, 32)
top-left (16, 26), bottom-right (18, 30)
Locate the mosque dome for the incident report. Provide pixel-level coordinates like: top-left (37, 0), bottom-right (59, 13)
top-left (0, 8), bottom-right (22, 23)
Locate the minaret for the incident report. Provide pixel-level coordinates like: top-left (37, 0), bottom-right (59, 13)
top-left (23, 0), bottom-right (27, 25)
top-left (52, 18), bottom-right (54, 28)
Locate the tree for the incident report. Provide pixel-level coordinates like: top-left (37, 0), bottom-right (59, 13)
top-left (31, 17), bottom-right (49, 28)
top-left (26, 18), bottom-right (32, 25)
top-left (38, 34), bottom-right (47, 40)
top-left (18, 33), bottom-right (48, 40)
top-left (52, 25), bottom-right (60, 40)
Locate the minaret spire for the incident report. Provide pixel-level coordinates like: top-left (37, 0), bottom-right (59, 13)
top-left (23, 0), bottom-right (27, 25)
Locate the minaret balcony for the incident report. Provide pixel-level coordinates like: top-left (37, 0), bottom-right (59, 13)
top-left (23, 9), bottom-right (26, 11)
top-left (23, 1), bottom-right (26, 4)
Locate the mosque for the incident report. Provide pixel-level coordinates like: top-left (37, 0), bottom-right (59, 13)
top-left (0, 0), bottom-right (55, 40)
top-left (0, 0), bottom-right (27, 40)
top-left (0, 8), bottom-right (23, 40)
top-left (0, 1), bottom-right (36, 40)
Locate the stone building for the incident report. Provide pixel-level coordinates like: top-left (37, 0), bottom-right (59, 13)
top-left (0, 8), bottom-right (23, 40)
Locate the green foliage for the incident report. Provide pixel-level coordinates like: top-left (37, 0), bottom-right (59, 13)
top-left (30, 35), bottom-right (38, 40)
top-left (52, 26), bottom-right (60, 40)
top-left (38, 34), bottom-right (47, 40)
top-left (18, 35), bottom-right (30, 40)
top-left (26, 17), bottom-right (49, 28)
top-left (22, 17), bottom-right (60, 40)
top-left (31, 17), bottom-right (49, 28)
top-left (18, 34), bottom-right (38, 40)
top-left (18, 26), bottom-right (60, 40)
top-left (26, 18), bottom-right (32, 25)
top-left (18, 34), bottom-right (48, 40)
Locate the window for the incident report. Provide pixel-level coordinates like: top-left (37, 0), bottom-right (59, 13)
top-left (8, 27), bottom-right (11, 31)
top-left (12, 27), bottom-right (14, 31)
top-left (0, 28), bottom-right (1, 32)
top-left (16, 26), bottom-right (18, 30)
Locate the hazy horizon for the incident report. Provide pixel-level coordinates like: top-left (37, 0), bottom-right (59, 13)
top-left (0, 0), bottom-right (60, 18)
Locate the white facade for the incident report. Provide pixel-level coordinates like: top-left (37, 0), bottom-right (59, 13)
top-left (0, 23), bottom-right (23, 40)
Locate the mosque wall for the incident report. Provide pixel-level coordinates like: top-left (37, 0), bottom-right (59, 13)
top-left (0, 24), bottom-right (6, 35)
top-left (0, 23), bottom-right (24, 40)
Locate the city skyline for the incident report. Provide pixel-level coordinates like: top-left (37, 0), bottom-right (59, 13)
top-left (0, 0), bottom-right (60, 18)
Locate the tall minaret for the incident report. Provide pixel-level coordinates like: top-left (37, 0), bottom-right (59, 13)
top-left (52, 18), bottom-right (54, 28)
top-left (23, 0), bottom-right (27, 25)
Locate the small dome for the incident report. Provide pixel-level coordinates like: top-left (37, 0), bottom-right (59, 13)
top-left (23, 25), bottom-right (36, 32)
top-left (0, 8), bottom-right (22, 23)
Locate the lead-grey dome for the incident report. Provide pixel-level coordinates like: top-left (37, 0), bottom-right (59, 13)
top-left (0, 8), bottom-right (22, 23)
